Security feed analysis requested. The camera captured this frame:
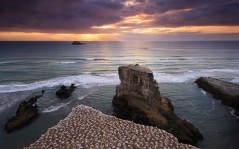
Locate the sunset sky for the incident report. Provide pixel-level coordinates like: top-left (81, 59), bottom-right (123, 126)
top-left (0, 0), bottom-right (239, 41)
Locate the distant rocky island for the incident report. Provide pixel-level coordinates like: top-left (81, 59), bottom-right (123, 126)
top-left (195, 77), bottom-right (239, 120)
top-left (72, 41), bottom-right (85, 45)
top-left (112, 64), bottom-right (203, 145)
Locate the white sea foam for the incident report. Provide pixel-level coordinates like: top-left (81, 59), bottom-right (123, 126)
top-left (42, 92), bottom-right (92, 113)
top-left (154, 69), bottom-right (239, 83)
top-left (84, 58), bottom-right (94, 61)
top-left (78, 93), bottom-right (90, 100)
top-left (230, 110), bottom-right (239, 119)
top-left (0, 68), bottom-right (238, 93)
top-left (201, 90), bottom-right (207, 95)
top-left (0, 74), bottom-right (119, 93)
top-left (0, 61), bottom-right (13, 64)
top-left (154, 71), bottom-right (213, 83)
top-left (42, 102), bottom-right (71, 113)
top-left (205, 69), bottom-right (239, 74)
top-left (81, 57), bottom-right (158, 62)
top-left (56, 61), bottom-right (77, 64)
top-left (80, 57), bottom-right (236, 62)
top-left (232, 78), bottom-right (239, 83)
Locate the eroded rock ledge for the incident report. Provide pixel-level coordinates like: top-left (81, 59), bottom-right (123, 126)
top-left (112, 64), bottom-right (203, 146)
top-left (195, 77), bottom-right (239, 118)
top-left (25, 105), bottom-right (197, 149)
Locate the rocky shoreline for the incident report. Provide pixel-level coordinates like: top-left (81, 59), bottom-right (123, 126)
top-left (6, 65), bottom-right (239, 148)
top-left (25, 105), bottom-right (197, 149)
top-left (112, 64), bottom-right (203, 146)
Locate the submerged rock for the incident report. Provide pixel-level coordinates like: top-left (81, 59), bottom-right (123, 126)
top-left (55, 84), bottom-right (76, 99)
top-left (4, 90), bottom-right (44, 133)
top-left (112, 64), bottom-right (203, 146)
top-left (195, 77), bottom-right (239, 118)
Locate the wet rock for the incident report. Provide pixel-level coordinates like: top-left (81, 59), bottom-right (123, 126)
top-left (55, 84), bottom-right (76, 99)
top-left (112, 64), bottom-right (203, 146)
top-left (195, 77), bottom-right (239, 118)
top-left (4, 91), bottom-right (44, 133)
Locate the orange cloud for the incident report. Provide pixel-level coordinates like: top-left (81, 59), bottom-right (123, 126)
top-left (117, 26), bottom-right (239, 34)
top-left (1, 25), bottom-right (239, 41)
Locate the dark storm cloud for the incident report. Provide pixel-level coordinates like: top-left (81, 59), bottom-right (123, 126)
top-left (143, 0), bottom-right (239, 26)
top-left (0, 0), bottom-right (124, 33)
top-left (0, 0), bottom-right (238, 33)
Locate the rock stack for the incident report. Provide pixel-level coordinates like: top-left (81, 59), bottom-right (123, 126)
top-left (113, 64), bottom-right (203, 146)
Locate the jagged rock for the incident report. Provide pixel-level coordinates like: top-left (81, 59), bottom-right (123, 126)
top-left (4, 90), bottom-right (44, 133)
top-left (195, 77), bottom-right (239, 118)
top-left (55, 84), bottom-right (76, 99)
top-left (112, 64), bottom-right (203, 146)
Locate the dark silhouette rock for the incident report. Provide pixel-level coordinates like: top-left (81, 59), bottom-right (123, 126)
top-left (112, 64), bottom-right (203, 146)
top-left (72, 41), bottom-right (84, 45)
top-left (4, 90), bottom-right (44, 133)
top-left (28, 90), bottom-right (45, 105)
top-left (195, 77), bottom-right (239, 118)
top-left (56, 84), bottom-right (76, 99)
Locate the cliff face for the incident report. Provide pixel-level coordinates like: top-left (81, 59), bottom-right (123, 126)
top-left (116, 64), bottom-right (161, 104)
top-left (113, 64), bottom-right (203, 146)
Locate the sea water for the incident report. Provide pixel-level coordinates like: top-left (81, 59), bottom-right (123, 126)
top-left (0, 41), bottom-right (239, 149)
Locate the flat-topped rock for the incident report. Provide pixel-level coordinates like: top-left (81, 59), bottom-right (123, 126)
top-left (113, 64), bottom-right (203, 146)
top-left (117, 64), bottom-right (160, 103)
top-left (120, 64), bottom-right (153, 74)
top-left (25, 105), bottom-right (198, 149)
top-left (195, 77), bottom-right (239, 117)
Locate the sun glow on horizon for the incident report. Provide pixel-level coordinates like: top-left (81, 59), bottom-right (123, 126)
top-left (0, 32), bottom-right (120, 41)
top-left (0, 25), bottom-right (239, 41)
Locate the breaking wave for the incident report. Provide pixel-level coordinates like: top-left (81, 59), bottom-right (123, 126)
top-left (232, 78), bottom-right (239, 83)
top-left (42, 92), bottom-right (92, 113)
top-left (0, 74), bottom-right (119, 93)
top-left (54, 61), bottom-right (77, 64)
top-left (1, 68), bottom-right (239, 93)
top-left (0, 61), bottom-right (15, 64)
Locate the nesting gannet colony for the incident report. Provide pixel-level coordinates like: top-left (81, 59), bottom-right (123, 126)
top-left (25, 105), bottom-right (197, 149)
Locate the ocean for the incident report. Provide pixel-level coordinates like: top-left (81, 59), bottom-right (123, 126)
top-left (0, 41), bottom-right (239, 149)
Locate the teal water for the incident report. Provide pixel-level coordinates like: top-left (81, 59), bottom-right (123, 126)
top-left (0, 41), bottom-right (239, 149)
